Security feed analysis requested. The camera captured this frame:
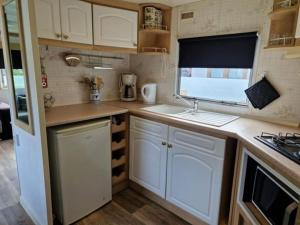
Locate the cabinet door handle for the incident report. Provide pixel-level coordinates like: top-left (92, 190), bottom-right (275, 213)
top-left (167, 144), bottom-right (173, 148)
top-left (133, 42), bottom-right (137, 47)
top-left (55, 33), bottom-right (61, 38)
top-left (63, 34), bottom-right (69, 39)
top-left (162, 141), bottom-right (167, 146)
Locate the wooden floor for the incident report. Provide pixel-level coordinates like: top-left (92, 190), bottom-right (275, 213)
top-left (0, 140), bottom-right (190, 225)
top-left (71, 189), bottom-right (191, 225)
top-left (0, 140), bottom-right (34, 225)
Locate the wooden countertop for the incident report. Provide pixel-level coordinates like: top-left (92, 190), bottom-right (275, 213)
top-left (45, 103), bottom-right (128, 127)
top-left (45, 101), bottom-right (300, 187)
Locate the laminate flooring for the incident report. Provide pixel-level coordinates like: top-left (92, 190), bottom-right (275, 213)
top-left (71, 188), bottom-right (191, 225)
top-left (0, 140), bottom-right (34, 225)
top-left (0, 140), bottom-right (191, 225)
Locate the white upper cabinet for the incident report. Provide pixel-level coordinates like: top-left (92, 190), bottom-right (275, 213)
top-left (60, 0), bottom-right (93, 44)
top-left (34, 0), bottom-right (61, 40)
top-left (93, 5), bottom-right (138, 48)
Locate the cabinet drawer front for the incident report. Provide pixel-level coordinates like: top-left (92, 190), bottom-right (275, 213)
top-left (130, 116), bottom-right (168, 139)
top-left (169, 127), bottom-right (226, 158)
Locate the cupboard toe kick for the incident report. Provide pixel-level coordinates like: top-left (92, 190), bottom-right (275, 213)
top-left (129, 116), bottom-right (234, 225)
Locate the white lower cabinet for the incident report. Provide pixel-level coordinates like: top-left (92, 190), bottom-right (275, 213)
top-left (129, 117), bottom-right (168, 198)
top-left (167, 127), bottom-right (225, 225)
top-left (130, 116), bottom-right (226, 225)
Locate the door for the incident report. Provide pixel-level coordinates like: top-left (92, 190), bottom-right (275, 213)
top-left (60, 0), bottom-right (93, 44)
top-left (34, 0), bottom-right (61, 40)
top-left (130, 130), bottom-right (168, 197)
top-left (93, 5), bottom-right (138, 48)
top-left (166, 127), bottom-right (225, 225)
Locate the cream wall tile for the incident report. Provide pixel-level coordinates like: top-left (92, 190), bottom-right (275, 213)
top-left (40, 46), bottom-right (130, 106)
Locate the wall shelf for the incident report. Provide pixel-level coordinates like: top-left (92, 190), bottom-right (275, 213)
top-left (269, 5), bottom-right (299, 19)
top-left (267, 1), bottom-right (300, 48)
top-left (138, 3), bottom-right (172, 55)
top-left (139, 29), bottom-right (170, 35)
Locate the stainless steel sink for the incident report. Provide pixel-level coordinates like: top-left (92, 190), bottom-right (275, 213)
top-left (142, 104), bottom-right (239, 127)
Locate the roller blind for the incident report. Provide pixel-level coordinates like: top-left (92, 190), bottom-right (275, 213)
top-left (178, 32), bottom-right (258, 69)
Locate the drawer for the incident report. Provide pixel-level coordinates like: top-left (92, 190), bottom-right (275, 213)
top-left (169, 126), bottom-right (226, 158)
top-left (130, 116), bottom-right (168, 139)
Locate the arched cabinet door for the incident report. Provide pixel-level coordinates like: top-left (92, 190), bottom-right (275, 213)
top-left (60, 0), bottom-right (93, 44)
top-left (93, 5), bottom-right (138, 49)
top-left (129, 129), bottom-right (167, 198)
top-left (166, 127), bottom-right (225, 225)
top-left (34, 0), bottom-right (61, 40)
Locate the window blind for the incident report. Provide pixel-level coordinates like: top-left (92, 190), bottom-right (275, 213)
top-left (178, 32), bottom-right (258, 69)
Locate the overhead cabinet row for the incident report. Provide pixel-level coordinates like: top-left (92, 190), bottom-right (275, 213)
top-left (34, 0), bottom-right (138, 49)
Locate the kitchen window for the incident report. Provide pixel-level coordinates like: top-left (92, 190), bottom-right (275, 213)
top-left (177, 32), bottom-right (258, 105)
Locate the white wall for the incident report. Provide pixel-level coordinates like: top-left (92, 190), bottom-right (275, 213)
top-left (130, 0), bottom-right (300, 124)
top-left (1, 1), bottom-right (52, 225)
top-left (40, 46), bottom-right (130, 107)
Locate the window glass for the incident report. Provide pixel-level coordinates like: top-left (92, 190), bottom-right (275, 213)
top-left (211, 69), bottom-right (223, 78)
top-left (179, 68), bottom-right (252, 104)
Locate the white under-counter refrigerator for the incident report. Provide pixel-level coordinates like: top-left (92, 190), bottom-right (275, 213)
top-left (47, 119), bottom-right (112, 225)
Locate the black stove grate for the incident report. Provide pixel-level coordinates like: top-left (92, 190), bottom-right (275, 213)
top-left (255, 132), bottom-right (300, 165)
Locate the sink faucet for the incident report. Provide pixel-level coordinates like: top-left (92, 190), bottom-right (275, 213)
top-left (193, 99), bottom-right (199, 112)
top-left (173, 94), bottom-right (199, 113)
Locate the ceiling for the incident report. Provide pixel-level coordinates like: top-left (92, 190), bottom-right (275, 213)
top-left (125, 0), bottom-right (200, 7)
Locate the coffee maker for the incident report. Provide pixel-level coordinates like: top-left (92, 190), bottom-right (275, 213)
top-left (119, 73), bottom-right (137, 101)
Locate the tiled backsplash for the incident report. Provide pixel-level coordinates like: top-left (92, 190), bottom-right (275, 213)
top-left (131, 0), bottom-right (300, 124)
top-left (40, 46), bottom-right (130, 107)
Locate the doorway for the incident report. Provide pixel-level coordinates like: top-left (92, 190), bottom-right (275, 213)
top-left (0, 50), bottom-right (33, 225)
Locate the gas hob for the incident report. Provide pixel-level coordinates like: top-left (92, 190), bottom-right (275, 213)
top-left (255, 132), bottom-right (300, 165)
